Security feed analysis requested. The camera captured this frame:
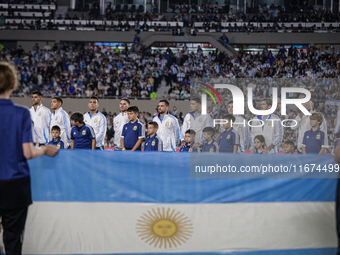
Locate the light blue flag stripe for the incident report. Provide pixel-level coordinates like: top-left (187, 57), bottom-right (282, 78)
top-left (28, 151), bottom-right (337, 203)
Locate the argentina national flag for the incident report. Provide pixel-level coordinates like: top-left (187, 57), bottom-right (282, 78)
top-left (8, 151), bottom-right (338, 255)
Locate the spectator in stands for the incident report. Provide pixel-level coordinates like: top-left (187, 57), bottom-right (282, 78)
top-left (134, 34), bottom-right (140, 45)
top-left (105, 4), bottom-right (112, 20)
top-left (42, 41), bottom-right (51, 51)
top-left (220, 33), bottom-right (229, 47)
top-left (134, 22), bottom-right (141, 34)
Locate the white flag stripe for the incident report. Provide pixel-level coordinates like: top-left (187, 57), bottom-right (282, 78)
top-left (23, 202), bottom-right (336, 254)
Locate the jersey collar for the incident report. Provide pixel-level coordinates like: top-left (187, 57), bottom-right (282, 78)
top-left (257, 114), bottom-right (271, 120)
top-left (88, 110), bottom-right (99, 117)
top-left (33, 103), bottom-right (43, 111)
top-left (190, 111), bottom-right (201, 118)
top-left (157, 111), bottom-right (169, 119)
top-left (53, 106), bottom-right (63, 115)
top-left (311, 127), bottom-right (320, 132)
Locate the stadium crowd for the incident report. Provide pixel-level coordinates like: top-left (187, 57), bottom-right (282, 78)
top-left (1, 41), bottom-right (340, 152)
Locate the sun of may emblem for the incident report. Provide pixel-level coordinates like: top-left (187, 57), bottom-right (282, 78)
top-left (136, 207), bottom-right (193, 249)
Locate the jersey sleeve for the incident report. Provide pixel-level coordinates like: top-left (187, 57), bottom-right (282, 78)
top-left (88, 126), bottom-right (96, 139)
top-left (302, 132), bottom-right (307, 146)
top-left (112, 116), bottom-right (116, 131)
top-left (321, 131), bottom-right (327, 148)
top-left (44, 108), bottom-right (51, 143)
top-left (335, 111), bottom-right (340, 134)
top-left (71, 127), bottom-right (75, 140)
top-left (320, 115), bottom-right (329, 148)
top-left (138, 123), bottom-right (145, 138)
top-left (272, 117), bottom-right (283, 146)
top-left (237, 117), bottom-right (248, 152)
top-left (121, 124), bottom-right (126, 138)
top-left (218, 134), bottom-right (222, 145)
top-left (158, 138), bottom-right (163, 151)
top-left (213, 142), bottom-right (218, 152)
top-left (249, 124), bottom-right (255, 149)
top-left (181, 114), bottom-right (190, 140)
top-left (96, 114), bottom-right (107, 143)
top-left (234, 132), bottom-right (240, 145)
top-left (173, 117), bottom-right (180, 145)
top-left (61, 110), bottom-right (72, 143)
top-left (290, 115), bottom-right (302, 130)
top-left (22, 109), bottom-right (33, 144)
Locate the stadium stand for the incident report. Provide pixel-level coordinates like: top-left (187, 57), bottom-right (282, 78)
top-left (1, 40), bottom-right (339, 153)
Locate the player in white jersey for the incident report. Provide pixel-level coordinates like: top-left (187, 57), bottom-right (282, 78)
top-left (29, 90), bottom-right (51, 146)
top-left (290, 99), bottom-right (328, 153)
top-left (50, 96), bottom-right (71, 148)
top-left (249, 98), bottom-right (283, 154)
top-left (83, 96), bottom-right (107, 150)
top-left (153, 100), bottom-right (180, 152)
top-left (334, 108), bottom-right (340, 138)
top-left (181, 97), bottom-right (213, 145)
top-left (113, 98), bottom-right (130, 150)
top-left (227, 101), bottom-right (248, 153)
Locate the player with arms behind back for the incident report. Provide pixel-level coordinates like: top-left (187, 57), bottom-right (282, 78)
top-left (50, 96), bottom-right (71, 148)
top-left (113, 98), bottom-right (130, 150)
top-left (83, 96), bottom-right (107, 150)
top-left (153, 100), bottom-right (180, 152)
top-left (29, 90), bottom-right (51, 146)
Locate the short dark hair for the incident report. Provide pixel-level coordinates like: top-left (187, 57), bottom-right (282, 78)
top-left (191, 97), bottom-right (201, 105)
top-left (127, 106), bottom-right (139, 114)
top-left (310, 112), bottom-right (323, 125)
top-left (32, 90), bottom-right (43, 97)
top-left (285, 140), bottom-right (294, 147)
top-left (52, 96), bottom-right (63, 105)
top-left (227, 101), bottom-right (233, 106)
top-left (254, 135), bottom-right (265, 144)
top-left (148, 121), bottom-right (158, 129)
top-left (90, 95), bottom-right (99, 102)
top-left (51, 125), bottom-right (61, 132)
top-left (70, 112), bottom-right (84, 123)
top-left (224, 114), bottom-right (235, 122)
top-left (262, 98), bottom-right (272, 107)
top-left (120, 98), bottom-right (130, 105)
top-left (159, 99), bottom-right (169, 107)
top-left (185, 129), bottom-right (196, 136)
top-left (203, 127), bottom-right (215, 137)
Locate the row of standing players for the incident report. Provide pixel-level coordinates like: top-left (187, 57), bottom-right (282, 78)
top-left (30, 92), bottom-right (180, 151)
top-left (30, 90), bottom-right (340, 154)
